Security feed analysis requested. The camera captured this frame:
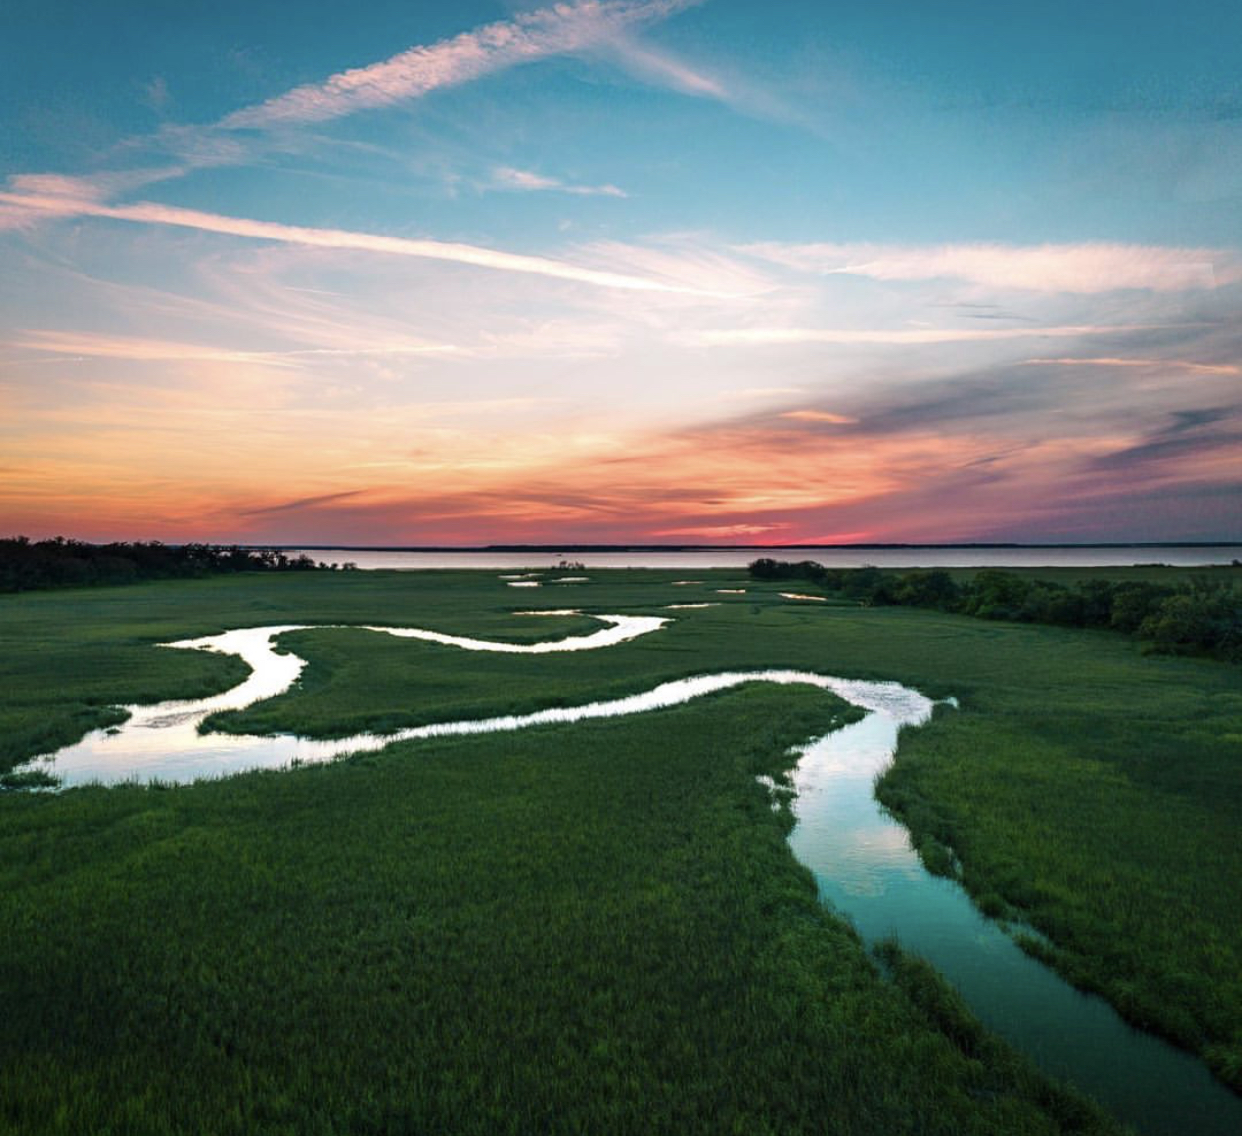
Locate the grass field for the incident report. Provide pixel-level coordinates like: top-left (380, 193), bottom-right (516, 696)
top-left (2, 566), bottom-right (1240, 1131)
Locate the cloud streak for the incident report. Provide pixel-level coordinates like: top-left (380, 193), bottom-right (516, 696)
top-left (493, 166), bottom-right (627, 197)
top-left (780, 410), bottom-right (857, 424)
top-left (1090, 408), bottom-right (1242, 473)
top-left (10, 352), bottom-right (1239, 544)
top-left (686, 324), bottom-right (1167, 347)
top-left (596, 34), bottom-right (729, 100)
top-left (0, 188), bottom-right (709, 294)
top-left (742, 241), bottom-right (1242, 293)
top-left (13, 330), bottom-right (459, 365)
top-left (1, 2), bottom-right (700, 220)
top-left (1023, 356), bottom-right (1241, 375)
top-left (240, 490), bottom-right (367, 516)
top-left (220, 0), bottom-right (699, 130)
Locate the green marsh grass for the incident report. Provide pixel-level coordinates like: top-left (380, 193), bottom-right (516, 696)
top-left (0, 682), bottom-right (1119, 1134)
top-left (2, 567), bottom-right (1237, 1128)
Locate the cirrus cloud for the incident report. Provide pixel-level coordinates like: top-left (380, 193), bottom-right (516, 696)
top-left (493, 166), bottom-right (627, 198)
top-left (779, 410), bottom-right (857, 424)
top-left (742, 241), bottom-right (1241, 293)
top-left (1023, 356), bottom-right (1241, 375)
top-left (684, 323), bottom-right (1168, 347)
top-left (0, 187), bottom-right (710, 294)
top-left (221, 0), bottom-right (702, 130)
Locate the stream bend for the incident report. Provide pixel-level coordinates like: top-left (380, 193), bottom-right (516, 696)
top-left (16, 613), bottom-right (1242, 1136)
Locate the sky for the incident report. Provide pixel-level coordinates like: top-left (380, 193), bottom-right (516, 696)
top-left (1, 0), bottom-right (1240, 546)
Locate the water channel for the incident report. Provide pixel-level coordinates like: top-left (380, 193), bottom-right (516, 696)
top-left (18, 612), bottom-right (1242, 1134)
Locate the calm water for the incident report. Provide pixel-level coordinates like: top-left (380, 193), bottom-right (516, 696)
top-left (786, 713), bottom-right (1242, 1136)
top-left (285, 545), bottom-right (1242, 569)
top-left (18, 614), bottom-right (1242, 1133)
top-left (19, 614), bottom-right (669, 786)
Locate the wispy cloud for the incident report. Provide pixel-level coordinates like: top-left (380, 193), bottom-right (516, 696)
top-left (0, 170), bottom-right (187, 228)
top-left (589, 21), bottom-right (807, 126)
top-left (240, 490), bottom-right (367, 516)
top-left (143, 76), bottom-right (172, 114)
top-left (1089, 407), bottom-right (1242, 473)
top-left (220, 0), bottom-right (699, 130)
top-left (2, 2), bottom-right (698, 219)
top-left (14, 330), bottom-right (458, 365)
top-left (579, 237), bottom-right (778, 296)
top-left (0, 187), bottom-right (708, 293)
top-left (685, 324), bottom-right (1166, 346)
top-left (780, 409), bottom-right (857, 424)
top-left (11, 346), bottom-right (1238, 543)
top-left (1023, 356), bottom-right (1241, 374)
top-left (492, 166), bottom-right (627, 197)
top-left (742, 241), bottom-right (1241, 293)
top-left (597, 34), bottom-right (728, 100)
top-left (648, 522), bottom-right (787, 537)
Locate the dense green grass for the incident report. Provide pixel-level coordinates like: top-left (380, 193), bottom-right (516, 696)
top-left (0, 571), bottom-right (603, 774)
top-left (2, 566), bottom-right (1239, 1129)
top-left (0, 688), bottom-right (1114, 1133)
top-left (751, 559), bottom-right (1242, 660)
top-left (874, 652), bottom-right (1242, 1089)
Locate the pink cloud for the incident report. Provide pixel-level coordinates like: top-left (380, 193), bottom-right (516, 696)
top-left (11, 404), bottom-right (1237, 544)
top-left (14, 329), bottom-right (458, 364)
top-left (648, 522), bottom-right (789, 538)
top-left (780, 410), bottom-right (857, 424)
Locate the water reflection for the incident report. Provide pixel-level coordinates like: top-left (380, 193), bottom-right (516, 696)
top-left (287, 546), bottom-right (1242, 569)
top-left (786, 709), bottom-right (1242, 1136)
top-left (16, 614), bottom-right (1242, 1134)
top-left (21, 660), bottom-right (925, 791)
top-left (19, 614), bottom-right (668, 787)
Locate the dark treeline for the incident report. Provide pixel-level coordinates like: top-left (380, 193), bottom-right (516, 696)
top-left (749, 558), bottom-right (1242, 662)
top-left (0, 536), bottom-right (341, 593)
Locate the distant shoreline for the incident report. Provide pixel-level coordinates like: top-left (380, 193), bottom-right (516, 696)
top-left (247, 543), bottom-right (1242, 570)
top-left (249, 541), bottom-right (1240, 552)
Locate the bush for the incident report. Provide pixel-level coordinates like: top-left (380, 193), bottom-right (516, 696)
top-left (0, 536), bottom-right (333, 593)
top-left (748, 560), bottom-right (1240, 663)
top-left (892, 570), bottom-right (960, 610)
top-left (1139, 585), bottom-right (1242, 661)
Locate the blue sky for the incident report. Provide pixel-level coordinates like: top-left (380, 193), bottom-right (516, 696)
top-left (2, 0), bottom-right (1240, 543)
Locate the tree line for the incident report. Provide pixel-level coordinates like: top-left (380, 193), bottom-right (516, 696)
top-left (749, 558), bottom-right (1242, 662)
top-left (0, 536), bottom-right (344, 593)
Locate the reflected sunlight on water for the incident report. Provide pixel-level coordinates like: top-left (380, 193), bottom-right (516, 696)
top-left (18, 609), bottom-right (1242, 1135)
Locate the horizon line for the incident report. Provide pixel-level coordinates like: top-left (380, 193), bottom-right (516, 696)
top-left (258, 541), bottom-right (1242, 551)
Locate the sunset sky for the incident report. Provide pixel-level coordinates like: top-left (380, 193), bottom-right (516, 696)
top-left (2, 0), bottom-right (1240, 545)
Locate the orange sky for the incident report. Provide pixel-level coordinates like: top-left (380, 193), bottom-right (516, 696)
top-left (3, 2), bottom-right (1241, 544)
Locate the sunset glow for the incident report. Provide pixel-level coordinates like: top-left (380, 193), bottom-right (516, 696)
top-left (3, 0), bottom-right (1240, 544)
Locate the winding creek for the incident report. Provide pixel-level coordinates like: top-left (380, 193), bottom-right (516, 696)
top-left (17, 611), bottom-right (1242, 1134)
